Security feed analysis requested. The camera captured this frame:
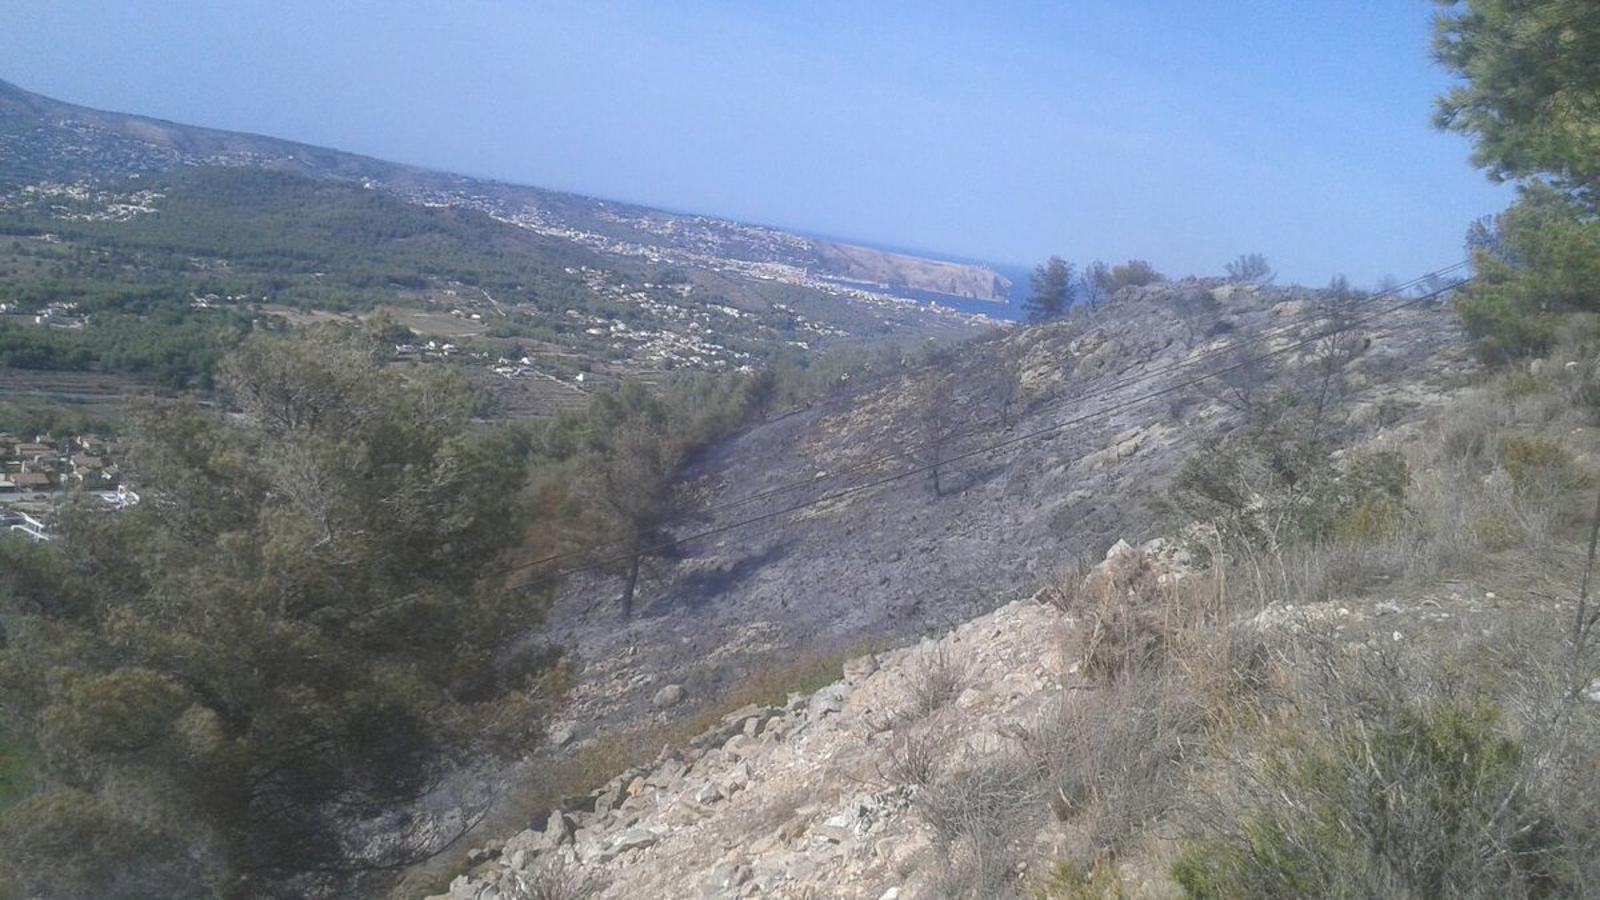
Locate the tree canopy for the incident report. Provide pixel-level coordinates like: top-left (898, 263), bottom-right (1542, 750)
top-left (1433, 0), bottom-right (1600, 200)
top-left (1433, 0), bottom-right (1600, 360)
top-left (0, 327), bottom-right (550, 897)
top-left (1026, 256), bottom-right (1075, 323)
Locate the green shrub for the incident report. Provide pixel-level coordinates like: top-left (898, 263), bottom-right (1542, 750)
top-left (1332, 492), bottom-right (1405, 542)
top-left (1454, 187), bottom-right (1600, 364)
top-left (1498, 435), bottom-right (1574, 490)
top-left (1032, 859), bottom-right (1134, 899)
top-left (1174, 694), bottom-right (1581, 899)
top-left (0, 719), bottom-right (29, 813)
top-left (1170, 437), bottom-right (1410, 548)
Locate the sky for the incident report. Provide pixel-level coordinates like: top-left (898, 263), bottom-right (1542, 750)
top-left (4, 0), bottom-right (1513, 286)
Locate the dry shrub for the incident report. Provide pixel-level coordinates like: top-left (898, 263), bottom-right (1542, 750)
top-left (1021, 671), bottom-right (1203, 860)
top-left (1440, 386), bottom-right (1512, 465)
top-left (904, 643), bottom-right (970, 721)
top-left (1070, 548), bottom-right (1230, 685)
top-left (878, 723), bottom-right (944, 789)
top-left (1077, 594), bottom-right (1170, 681)
top-left (916, 753), bottom-right (1038, 899)
top-left (1405, 459), bottom-right (1557, 572)
top-left (1038, 557), bottom-right (1094, 612)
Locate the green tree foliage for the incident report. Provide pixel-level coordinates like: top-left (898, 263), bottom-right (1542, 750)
top-left (1455, 186), bottom-right (1600, 361)
top-left (0, 327), bottom-right (549, 897)
top-left (1027, 256), bottom-right (1075, 323)
top-left (0, 299), bottom-right (255, 389)
top-left (1433, 0), bottom-right (1600, 198)
top-left (528, 370), bottom-right (786, 618)
top-left (0, 399), bottom-right (108, 440)
top-left (1433, 0), bottom-right (1600, 361)
top-left (558, 383), bottom-right (686, 618)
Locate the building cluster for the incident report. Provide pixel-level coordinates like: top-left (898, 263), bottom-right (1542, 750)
top-left (0, 433), bottom-right (138, 541)
top-left (0, 301), bottom-right (88, 329)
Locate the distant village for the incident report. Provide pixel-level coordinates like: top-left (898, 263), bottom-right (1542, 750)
top-left (1, 432), bottom-right (137, 541)
top-left (0, 299), bottom-right (88, 330)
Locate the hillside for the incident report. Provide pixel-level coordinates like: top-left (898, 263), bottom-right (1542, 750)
top-left (436, 276), bottom-right (1600, 898)
top-left (0, 78), bottom-right (1011, 304)
top-left (390, 277), bottom-right (1524, 895)
top-left (541, 279), bottom-right (1473, 734)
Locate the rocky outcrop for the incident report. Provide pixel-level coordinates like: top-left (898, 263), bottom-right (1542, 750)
top-left (438, 538), bottom-right (1209, 900)
top-left (812, 241), bottom-right (1012, 302)
top-left (434, 597), bottom-right (1070, 900)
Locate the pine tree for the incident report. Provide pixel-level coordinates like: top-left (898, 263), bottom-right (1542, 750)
top-left (1026, 256), bottom-right (1074, 323)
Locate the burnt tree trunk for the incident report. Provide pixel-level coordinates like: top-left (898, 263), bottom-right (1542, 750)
top-left (620, 553), bottom-right (641, 618)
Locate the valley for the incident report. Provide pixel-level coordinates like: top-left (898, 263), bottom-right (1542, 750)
top-left (6, 5), bottom-right (1600, 899)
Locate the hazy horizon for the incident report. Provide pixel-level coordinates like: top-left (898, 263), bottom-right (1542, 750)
top-left (6, 1), bottom-right (1513, 285)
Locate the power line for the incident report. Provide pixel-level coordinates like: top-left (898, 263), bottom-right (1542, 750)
top-left (506, 273), bottom-right (1469, 586)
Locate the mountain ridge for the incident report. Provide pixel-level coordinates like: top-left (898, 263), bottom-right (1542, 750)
top-left (0, 77), bottom-right (1012, 304)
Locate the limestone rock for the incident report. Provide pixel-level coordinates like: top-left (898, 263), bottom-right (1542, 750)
top-left (842, 653), bottom-right (879, 685)
top-left (614, 827), bottom-right (659, 852)
top-left (807, 683), bottom-right (850, 719)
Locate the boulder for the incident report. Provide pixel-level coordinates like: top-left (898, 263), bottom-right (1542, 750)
top-left (652, 683), bottom-right (686, 708)
top-left (538, 810), bottom-right (575, 851)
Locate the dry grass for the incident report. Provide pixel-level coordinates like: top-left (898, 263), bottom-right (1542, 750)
top-left (915, 753), bottom-right (1038, 899)
top-left (1022, 672), bottom-right (1201, 859)
top-left (877, 722), bottom-right (944, 789)
top-left (903, 643), bottom-right (971, 721)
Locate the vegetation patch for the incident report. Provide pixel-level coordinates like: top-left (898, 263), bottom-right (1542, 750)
top-left (0, 721), bottom-right (30, 812)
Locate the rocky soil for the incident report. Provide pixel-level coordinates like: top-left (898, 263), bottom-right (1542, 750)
top-left (441, 573), bottom-right (1076, 900)
top-left (441, 530), bottom-right (1530, 900)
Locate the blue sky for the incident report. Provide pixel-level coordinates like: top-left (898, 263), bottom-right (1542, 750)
top-left (5, 0), bottom-right (1511, 285)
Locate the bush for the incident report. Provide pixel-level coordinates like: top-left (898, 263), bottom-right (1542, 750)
top-left (1174, 652), bottom-right (1598, 900)
top-left (878, 723), bottom-right (944, 789)
top-left (903, 643), bottom-right (970, 720)
top-left (1224, 253), bottom-right (1274, 284)
top-left (1169, 433), bottom-right (1410, 549)
top-left (1498, 434), bottom-right (1575, 490)
top-left (1455, 187), bottom-right (1600, 363)
top-left (916, 755), bottom-right (1037, 898)
top-left (1032, 859), bottom-right (1134, 899)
